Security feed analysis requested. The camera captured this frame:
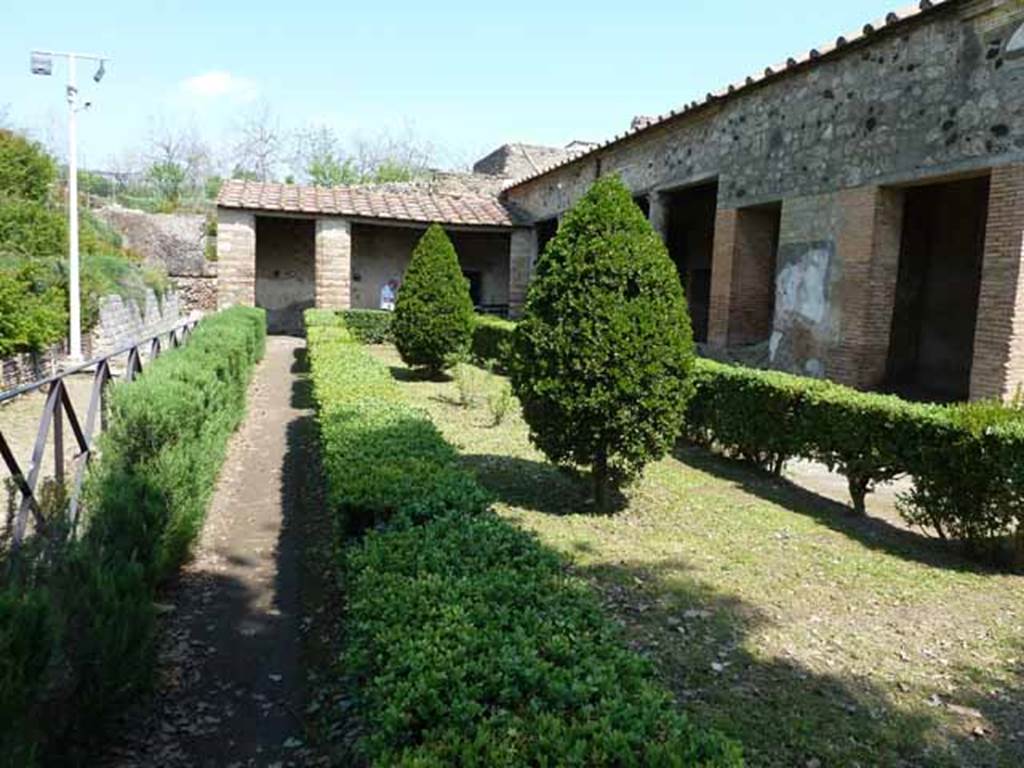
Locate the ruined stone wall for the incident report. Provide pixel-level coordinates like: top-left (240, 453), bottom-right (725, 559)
top-left (505, 1), bottom-right (1024, 219)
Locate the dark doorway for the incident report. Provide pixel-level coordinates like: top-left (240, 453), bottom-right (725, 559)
top-left (885, 175), bottom-right (989, 402)
top-left (463, 270), bottom-right (483, 306)
top-left (666, 182), bottom-right (719, 343)
top-left (729, 202), bottom-right (781, 346)
top-left (255, 217), bottom-right (316, 335)
top-left (536, 218), bottom-right (558, 259)
top-left (633, 195), bottom-right (651, 219)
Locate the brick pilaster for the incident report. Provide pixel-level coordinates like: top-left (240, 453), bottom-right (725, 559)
top-left (315, 217), bottom-right (352, 310)
top-left (971, 164), bottom-right (1024, 401)
top-left (216, 209), bottom-right (256, 309)
top-left (831, 186), bottom-right (904, 389)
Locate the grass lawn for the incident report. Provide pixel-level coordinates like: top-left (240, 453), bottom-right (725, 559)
top-left (371, 346), bottom-right (1024, 768)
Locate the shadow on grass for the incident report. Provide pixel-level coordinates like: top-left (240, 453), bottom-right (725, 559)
top-left (461, 453), bottom-right (627, 515)
top-left (577, 555), bottom-right (1018, 767)
top-left (388, 365), bottom-right (451, 384)
top-left (672, 444), bottom-right (997, 576)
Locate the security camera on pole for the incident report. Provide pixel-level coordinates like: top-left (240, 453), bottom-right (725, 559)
top-left (30, 50), bottom-right (108, 364)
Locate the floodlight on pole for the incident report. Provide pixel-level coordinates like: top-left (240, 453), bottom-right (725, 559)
top-left (30, 49), bottom-right (109, 364)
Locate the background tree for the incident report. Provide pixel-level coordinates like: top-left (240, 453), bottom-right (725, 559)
top-left (0, 129), bottom-right (56, 203)
top-left (508, 175), bottom-right (695, 510)
top-left (393, 224), bottom-right (474, 375)
top-left (232, 102), bottom-right (281, 182)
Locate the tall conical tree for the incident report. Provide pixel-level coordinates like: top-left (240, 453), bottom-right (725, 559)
top-left (509, 175), bottom-right (695, 509)
top-left (393, 223), bottom-right (474, 375)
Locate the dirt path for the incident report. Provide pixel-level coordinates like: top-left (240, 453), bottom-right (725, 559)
top-left (102, 336), bottom-right (326, 767)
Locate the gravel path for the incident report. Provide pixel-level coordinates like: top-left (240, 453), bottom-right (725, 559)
top-left (101, 336), bottom-right (327, 767)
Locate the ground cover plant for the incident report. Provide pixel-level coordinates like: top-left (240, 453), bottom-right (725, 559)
top-left (0, 306), bottom-right (265, 765)
top-left (392, 223), bottom-right (475, 375)
top-left (368, 342), bottom-right (1024, 768)
top-left (510, 176), bottom-right (695, 509)
top-left (305, 311), bottom-right (742, 766)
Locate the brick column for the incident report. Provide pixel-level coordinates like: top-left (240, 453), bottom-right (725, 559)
top-left (707, 208), bottom-right (738, 349)
top-left (509, 227), bottom-right (537, 318)
top-left (648, 192), bottom-right (669, 243)
top-left (971, 164), bottom-right (1024, 401)
top-left (315, 217), bottom-right (351, 310)
top-left (831, 186), bottom-right (904, 389)
top-left (216, 209), bottom-right (256, 309)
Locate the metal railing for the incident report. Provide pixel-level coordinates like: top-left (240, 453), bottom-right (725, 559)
top-left (0, 318), bottom-right (201, 551)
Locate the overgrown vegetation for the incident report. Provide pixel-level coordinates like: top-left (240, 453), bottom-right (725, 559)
top-left (392, 224), bottom-right (475, 375)
top-left (305, 311), bottom-right (742, 766)
top-left (687, 358), bottom-right (1024, 565)
top-left (510, 176), bottom-right (695, 509)
top-left (0, 307), bottom-right (265, 764)
top-left (0, 129), bottom-right (169, 359)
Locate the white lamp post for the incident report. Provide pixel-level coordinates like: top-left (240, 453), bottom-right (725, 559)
top-left (30, 50), bottom-right (108, 364)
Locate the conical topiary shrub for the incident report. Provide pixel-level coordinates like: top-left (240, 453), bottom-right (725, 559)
top-left (509, 175), bottom-right (695, 509)
top-left (393, 224), bottom-right (475, 375)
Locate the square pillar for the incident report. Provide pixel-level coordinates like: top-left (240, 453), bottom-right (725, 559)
top-left (315, 217), bottom-right (351, 310)
top-left (971, 164), bottom-right (1024, 401)
top-left (648, 192), bottom-right (669, 243)
top-left (509, 227), bottom-right (537, 318)
top-left (216, 209), bottom-right (256, 309)
top-left (831, 186), bottom-right (904, 389)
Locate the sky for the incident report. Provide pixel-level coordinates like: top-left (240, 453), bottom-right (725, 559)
top-left (1, 0), bottom-right (905, 173)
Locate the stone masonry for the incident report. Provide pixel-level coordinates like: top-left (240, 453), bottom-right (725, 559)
top-left (315, 218), bottom-right (352, 310)
top-left (217, 210), bottom-right (256, 309)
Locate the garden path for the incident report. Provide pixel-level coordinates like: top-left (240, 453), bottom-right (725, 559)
top-left (101, 335), bottom-right (326, 767)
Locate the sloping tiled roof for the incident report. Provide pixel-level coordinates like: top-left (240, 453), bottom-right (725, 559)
top-left (217, 178), bottom-right (516, 227)
top-left (504, 0), bottom-right (957, 191)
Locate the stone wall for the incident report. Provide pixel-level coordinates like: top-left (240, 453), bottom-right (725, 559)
top-left (1, 289), bottom-right (182, 390)
top-left (505, 1), bottom-right (1024, 220)
top-left (95, 205), bottom-right (218, 313)
top-left (217, 210), bottom-right (256, 309)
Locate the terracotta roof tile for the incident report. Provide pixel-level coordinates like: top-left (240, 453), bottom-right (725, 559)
top-left (217, 178), bottom-right (516, 228)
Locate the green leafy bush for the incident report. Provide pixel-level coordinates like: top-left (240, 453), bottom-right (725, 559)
top-left (339, 308), bottom-right (393, 344)
top-left (392, 224), bottom-right (474, 374)
top-left (0, 265), bottom-right (67, 357)
top-left (0, 306), bottom-right (265, 763)
top-left (305, 310), bottom-right (743, 766)
top-left (0, 130), bottom-right (56, 203)
top-left (686, 358), bottom-right (1024, 563)
top-left (471, 313), bottom-right (515, 367)
top-left (509, 175), bottom-right (695, 507)
top-left (0, 197), bottom-right (67, 258)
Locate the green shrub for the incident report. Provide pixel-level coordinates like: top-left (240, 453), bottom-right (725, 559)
top-left (0, 306), bottom-right (265, 764)
top-left (510, 175), bottom-right (695, 508)
top-left (0, 197), bottom-right (67, 258)
top-left (393, 224), bottom-right (474, 374)
top-left (685, 358), bottom-right (1024, 563)
top-left (0, 265), bottom-right (66, 357)
top-left (0, 130), bottom-right (56, 204)
top-left (339, 308), bottom-right (393, 344)
top-left (471, 314), bottom-right (515, 366)
top-left (305, 313), bottom-right (742, 766)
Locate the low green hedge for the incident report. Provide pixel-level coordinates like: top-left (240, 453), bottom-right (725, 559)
top-left (338, 308), bottom-right (393, 344)
top-left (471, 314), bottom-right (516, 366)
top-left (0, 306), bottom-right (265, 764)
top-left (305, 309), bottom-right (742, 766)
top-left (686, 359), bottom-right (1024, 563)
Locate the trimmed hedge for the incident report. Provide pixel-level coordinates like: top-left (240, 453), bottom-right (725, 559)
top-left (686, 358), bottom-right (1024, 563)
top-left (470, 314), bottom-right (515, 366)
top-left (0, 306), bottom-right (265, 764)
top-left (338, 308), bottom-right (393, 344)
top-left (305, 309), bottom-right (742, 766)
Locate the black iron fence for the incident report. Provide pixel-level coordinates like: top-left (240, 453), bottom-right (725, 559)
top-left (0, 319), bottom-right (201, 552)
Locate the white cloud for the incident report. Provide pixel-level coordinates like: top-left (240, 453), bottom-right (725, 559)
top-left (179, 71), bottom-right (257, 102)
